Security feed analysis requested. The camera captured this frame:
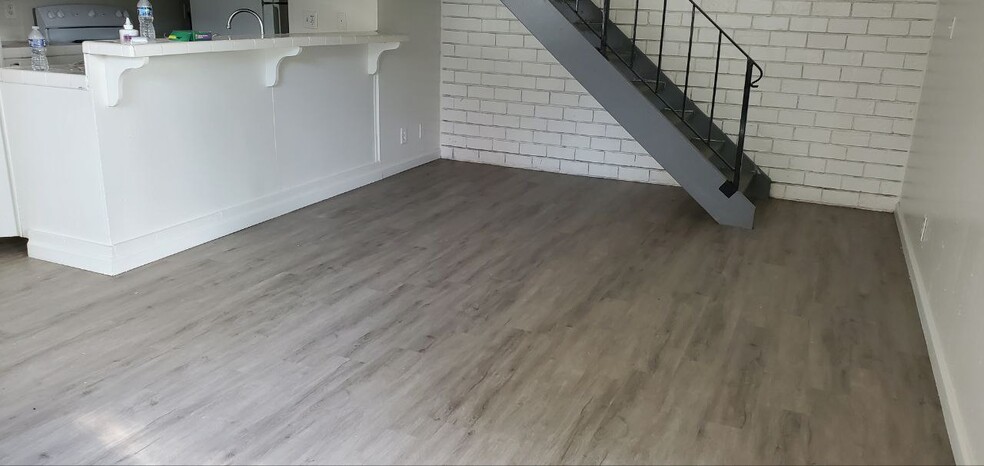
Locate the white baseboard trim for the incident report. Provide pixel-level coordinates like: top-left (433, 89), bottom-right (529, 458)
top-left (27, 231), bottom-right (116, 275)
top-left (28, 151), bottom-right (439, 276)
top-left (895, 208), bottom-right (969, 465)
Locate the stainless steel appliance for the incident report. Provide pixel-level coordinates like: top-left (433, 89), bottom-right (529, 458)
top-left (34, 4), bottom-right (132, 43)
top-left (190, 0), bottom-right (288, 37)
top-left (4, 5), bottom-right (130, 69)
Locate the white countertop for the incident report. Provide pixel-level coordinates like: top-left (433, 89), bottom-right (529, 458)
top-left (2, 43), bottom-right (83, 59)
top-left (0, 66), bottom-right (87, 89)
top-left (82, 32), bottom-right (409, 58)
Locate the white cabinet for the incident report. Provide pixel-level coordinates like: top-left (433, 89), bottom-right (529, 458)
top-left (0, 144), bottom-right (18, 237)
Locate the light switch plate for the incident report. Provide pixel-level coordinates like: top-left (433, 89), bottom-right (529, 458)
top-left (3, 1), bottom-right (16, 19)
top-left (302, 10), bottom-right (318, 30)
top-left (336, 12), bottom-right (348, 31)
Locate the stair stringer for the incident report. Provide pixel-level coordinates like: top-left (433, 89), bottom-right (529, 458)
top-left (500, 0), bottom-right (758, 229)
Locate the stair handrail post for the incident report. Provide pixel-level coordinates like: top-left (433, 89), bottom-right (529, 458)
top-left (708, 30), bottom-right (722, 145)
top-left (600, 0), bottom-right (612, 55)
top-left (657, 0), bottom-right (667, 77)
top-left (734, 59), bottom-right (755, 189)
top-left (682, 4), bottom-right (696, 117)
top-left (630, 0), bottom-right (641, 66)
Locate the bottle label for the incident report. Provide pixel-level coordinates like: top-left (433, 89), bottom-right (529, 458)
top-left (28, 38), bottom-right (47, 48)
top-left (137, 6), bottom-right (153, 17)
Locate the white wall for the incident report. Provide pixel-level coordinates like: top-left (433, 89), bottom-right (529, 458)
top-left (0, 0), bottom-right (188, 42)
top-left (898, 0), bottom-right (984, 463)
top-left (289, 0), bottom-right (377, 32)
top-left (441, 0), bottom-right (937, 211)
top-left (377, 0), bottom-right (440, 167)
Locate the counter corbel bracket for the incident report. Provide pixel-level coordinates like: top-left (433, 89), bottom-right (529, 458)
top-left (368, 42), bottom-right (401, 75)
top-left (86, 55), bottom-right (149, 108)
top-left (264, 47), bottom-right (302, 87)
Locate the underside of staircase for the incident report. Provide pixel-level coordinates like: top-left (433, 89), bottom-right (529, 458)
top-left (500, 0), bottom-right (771, 229)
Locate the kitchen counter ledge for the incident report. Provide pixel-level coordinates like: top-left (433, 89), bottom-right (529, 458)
top-left (83, 31), bottom-right (408, 107)
top-left (82, 32), bottom-right (409, 58)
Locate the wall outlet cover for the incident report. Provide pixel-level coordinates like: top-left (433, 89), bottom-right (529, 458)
top-left (3, 1), bottom-right (16, 19)
top-left (302, 10), bottom-right (318, 30)
top-left (400, 128), bottom-right (408, 145)
top-left (336, 12), bottom-right (348, 31)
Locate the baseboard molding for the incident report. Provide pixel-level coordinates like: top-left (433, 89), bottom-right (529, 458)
top-left (28, 151), bottom-right (439, 276)
top-left (895, 209), bottom-right (970, 465)
top-left (27, 231), bottom-right (116, 275)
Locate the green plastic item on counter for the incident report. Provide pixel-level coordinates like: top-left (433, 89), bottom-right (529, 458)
top-left (167, 30), bottom-right (214, 42)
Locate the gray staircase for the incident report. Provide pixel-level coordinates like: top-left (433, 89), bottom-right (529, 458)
top-left (500, 0), bottom-right (771, 229)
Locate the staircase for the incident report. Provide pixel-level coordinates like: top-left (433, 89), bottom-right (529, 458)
top-left (500, 0), bottom-right (771, 229)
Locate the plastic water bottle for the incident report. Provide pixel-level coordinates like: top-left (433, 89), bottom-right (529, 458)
top-left (28, 26), bottom-right (48, 71)
top-left (136, 0), bottom-right (156, 40)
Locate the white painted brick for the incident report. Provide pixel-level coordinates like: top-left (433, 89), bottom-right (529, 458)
top-left (818, 82), bottom-right (858, 98)
top-left (440, 0), bottom-right (928, 210)
top-left (807, 33), bottom-right (847, 49)
top-left (827, 160), bottom-right (865, 176)
top-left (828, 18), bottom-right (869, 34)
top-left (868, 20), bottom-right (909, 36)
top-left (821, 190), bottom-right (860, 206)
top-left (560, 160), bottom-right (589, 176)
top-left (575, 148), bottom-right (605, 163)
top-left (589, 163), bottom-right (619, 178)
top-left (785, 185), bottom-right (822, 202)
top-left (846, 36), bottom-right (887, 52)
top-left (775, 1), bottom-right (812, 15)
top-left (858, 194), bottom-right (898, 211)
top-left (618, 167), bottom-right (651, 182)
top-left (815, 112), bottom-right (854, 129)
top-left (842, 176), bottom-right (882, 193)
top-left (887, 38), bottom-right (932, 54)
top-left (790, 17), bottom-right (828, 32)
top-left (893, 4), bottom-right (937, 20)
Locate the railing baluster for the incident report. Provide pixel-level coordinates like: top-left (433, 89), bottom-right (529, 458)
top-left (556, 0), bottom-right (762, 195)
top-left (656, 0), bottom-right (666, 79)
top-left (600, 0), bottom-right (612, 55)
top-left (682, 4), bottom-right (695, 117)
top-left (708, 31), bottom-right (722, 146)
top-left (630, 0), bottom-right (641, 66)
top-left (734, 59), bottom-right (754, 190)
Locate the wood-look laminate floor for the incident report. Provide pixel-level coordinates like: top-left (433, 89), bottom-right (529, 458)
top-left (0, 160), bottom-right (952, 465)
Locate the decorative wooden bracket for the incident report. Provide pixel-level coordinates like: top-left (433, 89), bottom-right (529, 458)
top-left (85, 55), bottom-right (149, 108)
top-left (368, 42), bottom-right (401, 75)
top-left (264, 47), bottom-right (302, 87)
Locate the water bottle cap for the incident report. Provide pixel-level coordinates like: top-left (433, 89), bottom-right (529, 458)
top-left (32, 26), bottom-right (40, 30)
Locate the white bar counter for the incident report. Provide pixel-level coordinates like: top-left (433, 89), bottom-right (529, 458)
top-left (82, 32), bottom-right (408, 58)
top-left (82, 32), bottom-right (407, 107)
top-left (0, 30), bottom-right (436, 276)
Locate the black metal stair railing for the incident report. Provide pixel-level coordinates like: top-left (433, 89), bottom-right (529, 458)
top-left (564, 0), bottom-right (764, 196)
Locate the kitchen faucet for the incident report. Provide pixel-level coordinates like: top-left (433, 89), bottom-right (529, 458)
top-left (227, 8), bottom-right (265, 38)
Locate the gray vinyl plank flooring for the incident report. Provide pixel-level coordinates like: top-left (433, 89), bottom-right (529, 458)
top-left (0, 160), bottom-right (952, 464)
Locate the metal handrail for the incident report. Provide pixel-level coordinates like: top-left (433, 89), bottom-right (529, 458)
top-left (688, 0), bottom-right (764, 86)
top-left (563, 0), bottom-right (763, 195)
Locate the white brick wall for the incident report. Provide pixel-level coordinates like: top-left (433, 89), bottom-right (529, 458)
top-left (441, 0), bottom-right (937, 211)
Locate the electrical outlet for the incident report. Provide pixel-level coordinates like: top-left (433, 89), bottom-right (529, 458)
top-left (336, 12), bottom-right (348, 31)
top-left (400, 128), bottom-right (408, 145)
top-left (302, 10), bottom-right (318, 30)
top-left (920, 215), bottom-right (930, 242)
top-left (3, 1), bottom-right (16, 19)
